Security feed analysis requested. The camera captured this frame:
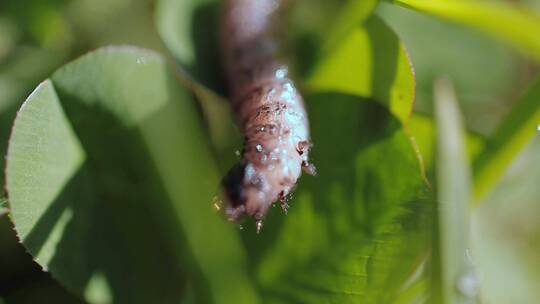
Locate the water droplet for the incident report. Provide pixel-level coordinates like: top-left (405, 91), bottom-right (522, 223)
top-left (465, 248), bottom-right (475, 264)
top-left (275, 66), bottom-right (288, 79)
top-left (287, 193), bottom-right (293, 201)
top-left (244, 163), bottom-right (256, 181)
top-left (283, 82), bottom-right (294, 92)
top-left (212, 196), bottom-right (223, 211)
top-left (136, 57), bottom-right (147, 65)
top-left (280, 200), bottom-right (290, 215)
top-left (303, 163), bottom-right (317, 176)
top-left (256, 220), bottom-right (263, 233)
top-left (270, 152), bottom-right (279, 161)
top-left (456, 271), bottom-right (479, 298)
top-left (255, 144), bottom-right (263, 152)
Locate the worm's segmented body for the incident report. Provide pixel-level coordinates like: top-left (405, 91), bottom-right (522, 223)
top-left (220, 0), bottom-right (313, 230)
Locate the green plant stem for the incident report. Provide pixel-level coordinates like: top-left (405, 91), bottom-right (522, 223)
top-left (473, 77), bottom-right (540, 204)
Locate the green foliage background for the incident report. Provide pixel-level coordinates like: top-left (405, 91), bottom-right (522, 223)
top-left (0, 0), bottom-right (539, 303)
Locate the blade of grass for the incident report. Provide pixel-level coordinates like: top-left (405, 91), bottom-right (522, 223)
top-left (391, 0), bottom-right (540, 63)
top-left (434, 77), bottom-right (478, 304)
top-left (473, 77), bottom-right (540, 204)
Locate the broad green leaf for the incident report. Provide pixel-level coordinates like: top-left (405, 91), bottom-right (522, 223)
top-left (305, 15), bottom-right (415, 124)
top-left (473, 77), bottom-right (540, 204)
top-left (5, 47), bottom-right (258, 304)
top-left (392, 0), bottom-right (540, 63)
top-left (239, 93), bottom-right (431, 303)
top-left (0, 47), bottom-right (65, 188)
top-left (434, 78), bottom-right (476, 304)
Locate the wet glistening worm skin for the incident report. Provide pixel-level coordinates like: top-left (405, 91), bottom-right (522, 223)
top-left (219, 0), bottom-right (314, 232)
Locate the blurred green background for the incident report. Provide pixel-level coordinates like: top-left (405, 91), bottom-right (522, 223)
top-left (0, 0), bottom-right (539, 303)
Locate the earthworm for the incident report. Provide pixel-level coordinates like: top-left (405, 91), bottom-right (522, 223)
top-left (219, 0), bottom-right (314, 232)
